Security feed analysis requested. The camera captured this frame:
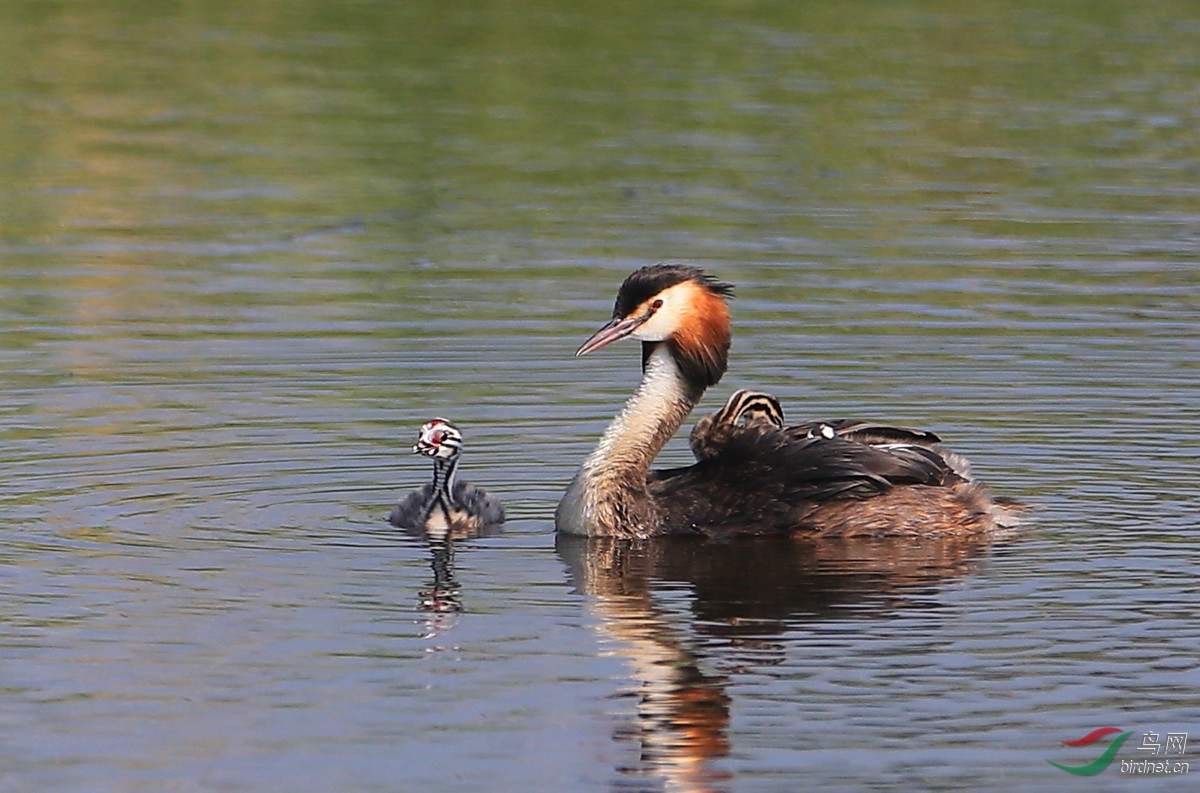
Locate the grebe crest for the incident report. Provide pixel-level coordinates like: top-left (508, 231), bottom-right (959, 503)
top-left (390, 418), bottom-right (505, 538)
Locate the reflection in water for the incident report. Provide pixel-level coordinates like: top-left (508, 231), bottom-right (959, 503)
top-left (414, 535), bottom-right (464, 643)
top-left (557, 533), bottom-right (994, 792)
top-left (400, 521), bottom-right (503, 621)
top-left (419, 536), bottom-right (463, 614)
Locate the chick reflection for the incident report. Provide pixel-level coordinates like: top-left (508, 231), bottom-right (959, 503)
top-left (557, 532), bottom-right (991, 792)
top-left (403, 523), bottom-right (504, 621)
top-left (419, 534), bottom-right (462, 614)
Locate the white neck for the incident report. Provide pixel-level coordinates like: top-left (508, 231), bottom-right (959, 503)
top-left (557, 345), bottom-right (700, 537)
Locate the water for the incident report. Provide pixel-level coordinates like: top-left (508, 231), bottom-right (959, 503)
top-left (2, 1), bottom-right (1198, 791)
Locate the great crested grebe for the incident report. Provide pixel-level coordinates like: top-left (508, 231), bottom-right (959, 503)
top-left (389, 419), bottom-right (505, 537)
top-left (555, 263), bottom-right (1018, 539)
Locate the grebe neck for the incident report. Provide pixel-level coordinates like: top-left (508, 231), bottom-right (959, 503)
top-left (422, 455), bottom-right (460, 529)
top-left (560, 343), bottom-right (704, 537)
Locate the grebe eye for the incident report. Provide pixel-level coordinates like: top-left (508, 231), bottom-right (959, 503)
top-left (651, 299), bottom-right (663, 310)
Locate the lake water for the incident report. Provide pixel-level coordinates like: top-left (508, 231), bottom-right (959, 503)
top-left (2, 2), bottom-right (1198, 791)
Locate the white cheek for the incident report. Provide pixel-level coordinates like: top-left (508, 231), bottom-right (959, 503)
top-left (631, 320), bottom-right (666, 342)
top-left (631, 305), bottom-right (680, 342)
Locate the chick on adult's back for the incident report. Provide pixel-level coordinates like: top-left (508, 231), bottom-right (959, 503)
top-left (689, 389), bottom-right (786, 461)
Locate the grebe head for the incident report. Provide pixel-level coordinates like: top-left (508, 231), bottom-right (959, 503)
top-left (724, 389), bottom-right (785, 429)
top-left (413, 418), bottom-right (463, 460)
top-left (575, 263), bottom-right (734, 388)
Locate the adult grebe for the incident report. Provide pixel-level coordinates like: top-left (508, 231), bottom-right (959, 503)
top-left (389, 419), bottom-right (505, 537)
top-left (555, 263), bottom-right (1017, 539)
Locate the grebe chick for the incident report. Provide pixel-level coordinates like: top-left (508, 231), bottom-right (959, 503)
top-left (389, 419), bottom-right (505, 538)
top-left (555, 262), bottom-right (1017, 539)
top-left (692, 392), bottom-right (973, 477)
top-left (690, 389), bottom-right (785, 461)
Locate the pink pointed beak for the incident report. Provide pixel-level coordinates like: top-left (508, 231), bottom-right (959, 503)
top-left (575, 314), bottom-right (648, 356)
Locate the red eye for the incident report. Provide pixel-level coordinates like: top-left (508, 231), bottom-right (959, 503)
top-left (651, 299), bottom-right (663, 309)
